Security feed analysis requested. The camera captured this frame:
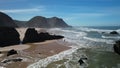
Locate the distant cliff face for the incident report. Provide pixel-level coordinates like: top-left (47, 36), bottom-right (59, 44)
top-left (47, 17), bottom-right (69, 28)
top-left (14, 20), bottom-right (27, 27)
top-left (0, 12), bottom-right (71, 28)
top-left (26, 16), bottom-right (50, 28)
top-left (26, 16), bottom-right (70, 28)
top-left (0, 12), bottom-right (17, 27)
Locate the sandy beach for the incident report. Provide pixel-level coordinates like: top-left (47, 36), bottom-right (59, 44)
top-left (0, 28), bottom-right (71, 68)
top-left (0, 39), bottom-right (71, 68)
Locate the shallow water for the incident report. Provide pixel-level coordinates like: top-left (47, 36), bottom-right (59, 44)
top-left (28, 26), bottom-right (120, 68)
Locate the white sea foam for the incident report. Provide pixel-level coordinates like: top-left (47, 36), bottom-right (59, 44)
top-left (83, 36), bottom-right (114, 44)
top-left (117, 29), bottom-right (120, 34)
top-left (49, 28), bottom-right (87, 37)
top-left (102, 35), bottom-right (120, 39)
top-left (78, 27), bottom-right (119, 34)
top-left (27, 46), bottom-right (78, 68)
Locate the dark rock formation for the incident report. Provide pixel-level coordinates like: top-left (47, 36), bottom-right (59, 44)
top-left (113, 40), bottom-right (120, 55)
top-left (26, 16), bottom-right (70, 28)
top-left (2, 58), bottom-right (22, 63)
top-left (78, 57), bottom-right (88, 65)
top-left (22, 28), bottom-right (40, 44)
top-left (0, 27), bottom-right (20, 47)
top-left (7, 49), bottom-right (18, 56)
top-left (22, 28), bottom-right (64, 44)
top-left (38, 32), bottom-right (64, 42)
top-left (26, 16), bottom-right (50, 28)
top-left (0, 12), bottom-right (17, 27)
top-left (110, 31), bottom-right (119, 35)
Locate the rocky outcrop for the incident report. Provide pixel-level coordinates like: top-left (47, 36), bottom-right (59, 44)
top-left (78, 57), bottom-right (88, 65)
top-left (2, 58), bottom-right (22, 63)
top-left (22, 28), bottom-right (64, 44)
top-left (0, 27), bottom-right (20, 47)
top-left (26, 16), bottom-right (70, 28)
top-left (113, 40), bottom-right (120, 55)
top-left (7, 49), bottom-right (18, 56)
top-left (110, 31), bottom-right (119, 35)
top-left (0, 12), bottom-right (17, 27)
top-left (22, 28), bottom-right (40, 44)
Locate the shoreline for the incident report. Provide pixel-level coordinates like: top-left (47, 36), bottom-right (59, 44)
top-left (27, 44), bottom-right (77, 68)
top-left (0, 39), bottom-right (71, 68)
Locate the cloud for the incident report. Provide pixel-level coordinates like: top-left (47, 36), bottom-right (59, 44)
top-left (0, 8), bottom-right (44, 13)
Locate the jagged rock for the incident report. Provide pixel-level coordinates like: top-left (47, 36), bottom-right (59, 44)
top-left (113, 40), bottom-right (120, 55)
top-left (22, 28), bottom-right (40, 44)
top-left (7, 49), bottom-right (18, 56)
top-left (0, 27), bottom-right (20, 47)
top-left (0, 12), bottom-right (17, 27)
top-left (38, 32), bottom-right (64, 42)
top-left (78, 57), bottom-right (88, 65)
top-left (110, 31), bottom-right (119, 35)
top-left (2, 58), bottom-right (22, 63)
top-left (22, 28), bottom-right (64, 44)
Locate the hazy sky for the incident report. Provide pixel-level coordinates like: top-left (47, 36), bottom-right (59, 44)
top-left (0, 0), bottom-right (120, 26)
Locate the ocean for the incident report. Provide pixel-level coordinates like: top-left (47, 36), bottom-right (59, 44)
top-left (28, 26), bottom-right (120, 68)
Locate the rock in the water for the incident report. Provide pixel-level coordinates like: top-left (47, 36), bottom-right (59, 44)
top-left (113, 40), bottom-right (120, 55)
top-left (0, 12), bottom-right (17, 27)
top-left (78, 57), bottom-right (88, 65)
top-left (7, 49), bottom-right (18, 56)
top-left (22, 28), bottom-right (39, 44)
top-left (110, 31), bottom-right (119, 35)
top-left (0, 27), bottom-right (20, 47)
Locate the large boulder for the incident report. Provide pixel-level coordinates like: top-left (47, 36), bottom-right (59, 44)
top-left (113, 40), bottom-right (120, 55)
top-left (110, 31), bottom-right (119, 35)
top-left (22, 28), bottom-right (39, 44)
top-left (0, 27), bottom-right (20, 47)
top-left (38, 32), bottom-right (64, 42)
top-left (7, 49), bottom-right (18, 56)
top-left (0, 12), bottom-right (17, 27)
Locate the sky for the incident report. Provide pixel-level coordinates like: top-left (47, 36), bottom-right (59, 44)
top-left (0, 0), bottom-right (120, 26)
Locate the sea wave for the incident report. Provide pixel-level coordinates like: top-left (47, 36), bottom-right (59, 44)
top-left (83, 36), bottom-right (114, 44)
top-left (102, 35), bottom-right (120, 39)
top-left (77, 27), bottom-right (119, 34)
top-left (27, 46), bottom-right (78, 68)
top-left (49, 28), bottom-right (87, 37)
